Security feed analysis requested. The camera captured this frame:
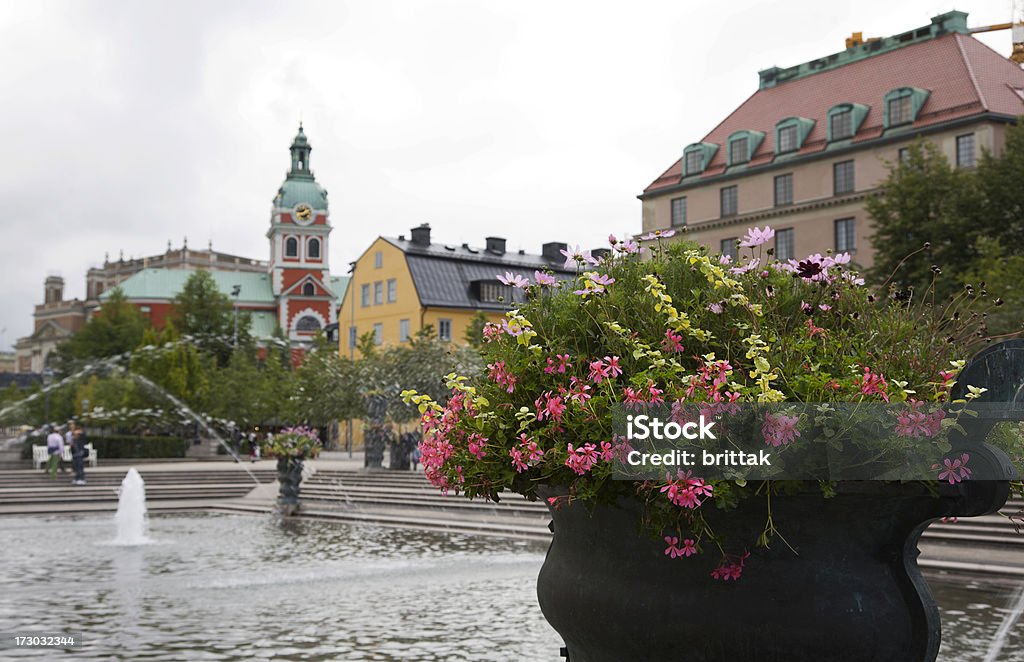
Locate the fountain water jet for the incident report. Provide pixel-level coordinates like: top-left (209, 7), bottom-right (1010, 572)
top-left (114, 468), bottom-right (149, 545)
top-left (983, 583), bottom-right (1024, 662)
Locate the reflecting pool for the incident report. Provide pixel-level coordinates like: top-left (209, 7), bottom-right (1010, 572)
top-left (0, 513), bottom-right (1019, 660)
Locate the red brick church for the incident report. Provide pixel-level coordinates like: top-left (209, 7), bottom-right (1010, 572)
top-left (15, 126), bottom-right (349, 373)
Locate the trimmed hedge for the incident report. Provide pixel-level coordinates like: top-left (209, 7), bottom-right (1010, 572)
top-left (22, 435), bottom-right (187, 459)
top-left (92, 435), bottom-right (187, 459)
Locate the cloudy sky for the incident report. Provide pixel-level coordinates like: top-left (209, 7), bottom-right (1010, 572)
top-left (0, 0), bottom-right (1015, 349)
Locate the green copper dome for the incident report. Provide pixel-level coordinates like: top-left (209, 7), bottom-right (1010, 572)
top-left (273, 124), bottom-right (328, 210)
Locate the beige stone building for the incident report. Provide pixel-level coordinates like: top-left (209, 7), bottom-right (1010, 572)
top-left (639, 11), bottom-right (1024, 269)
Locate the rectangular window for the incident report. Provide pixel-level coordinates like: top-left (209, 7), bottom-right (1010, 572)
top-left (348, 326), bottom-right (357, 349)
top-left (720, 186), bottom-right (738, 218)
top-left (830, 111), bottom-right (853, 140)
top-left (888, 96), bottom-right (912, 126)
top-left (774, 174), bottom-right (793, 206)
top-left (374, 251), bottom-right (383, 268)
top-left (833, 160), bottom-right (855, 196)
top-left (775, 228), bottom-right (795, 261)
top-left (835, 218), bottom-right (856, 253)
top-left (898, 147), bottom-right (910, 164)
top-left (360, 284), bottom-right (370, 308)
top-left (437, 318), bottom-right (452, 342)
top-left (729, 137), bottom-right (749, 164)
top-left (670, 197), bottom-right (687, 226)
top-left (399, 319), bottom-right (410, 342)
top-left (373, 281), bottom-right (383, 305)
top-left (956, 133), bottom-right (976, 168)
top-left (778, 125), bottom-right (798, 153)
top-left (684, 150), bottom-right (703, 175)
top-left (373, 323), bottom-right (383, 345)
top-left (720, 238), bottom-right (738, 261)
top-left (479, 281), bottom-right (511, 303)
top-left (386, 278), bottom-right (397, 303)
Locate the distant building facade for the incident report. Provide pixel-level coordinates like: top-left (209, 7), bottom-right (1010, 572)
top-left (639, 11), bottom-right (1024, 267)
top-left (14, 125), bottom-right (349, 372)
top-left (340, 223), bottom-right (575, 351)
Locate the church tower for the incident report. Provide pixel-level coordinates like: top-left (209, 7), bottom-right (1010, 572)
top-left (267, 124), bottom-right (336, 342)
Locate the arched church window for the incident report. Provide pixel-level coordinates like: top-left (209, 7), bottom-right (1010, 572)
top-left (302, 282), bottom-right (315, 296)
top-left (295, 316), bottom-right (321, 332)
top-left (308, 237), bottom-right (321, 259)
top-left (285, 237), bottom-right (298, 257)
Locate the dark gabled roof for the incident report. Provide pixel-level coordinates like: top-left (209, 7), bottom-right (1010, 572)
top-left (383, 236), bottom-right (576, 311)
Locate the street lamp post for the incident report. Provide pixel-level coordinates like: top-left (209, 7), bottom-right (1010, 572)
top-left (42, 367), bottom-right (54, 426)
top-left (231, 284), bottom-right (242, 347)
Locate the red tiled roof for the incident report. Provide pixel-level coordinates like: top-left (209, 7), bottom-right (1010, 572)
top-left (643, 33), bottom-right (1024, 195)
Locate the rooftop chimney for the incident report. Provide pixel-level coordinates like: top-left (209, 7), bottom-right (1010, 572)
top-left (542, 241), bottom-right (567, 262)
top-left (485, 236), bottom-right (507, 255)
top-left (410, 223), bottom-right (431, 246)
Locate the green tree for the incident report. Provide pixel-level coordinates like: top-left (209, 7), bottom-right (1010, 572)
top-left (866, 140), bottom-right (978, 300)
top-left (963, 237), bottom-right (1024, 336)
top-left (974, 120), bottom-right (1024, 247)
top-left (170, 270), bottom-right (251, 365)
top-left (129, 321), bottom-right (210, 405)
top-left (463, 311), bottom-right (489, 347)
top-left (58, 288), bottom-right (148, 364)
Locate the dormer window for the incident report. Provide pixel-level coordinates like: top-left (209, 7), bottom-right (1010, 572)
top-left (883, 87), bottom-right (930, 128)
top-left (831, 110), bottom-right (853, 139)
top-left (682, 143), bottom-right (719, 177)
top-left (729, 137), bottom-right (749, 164)
top-left (685, 150), bottom-right (704, 175)
top-left (827, 103), bottom-right (869, 142)
top-left (726, 131), bottom-right (765, 167)
top-left (774, 117), bottom-right (814, 154)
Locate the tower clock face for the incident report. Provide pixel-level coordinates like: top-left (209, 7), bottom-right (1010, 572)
top-left (293, 203), bottom-right (313, 225)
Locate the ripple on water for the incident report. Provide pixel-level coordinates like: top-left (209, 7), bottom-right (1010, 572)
top-left (0, 513), bottom-right (1020, 661)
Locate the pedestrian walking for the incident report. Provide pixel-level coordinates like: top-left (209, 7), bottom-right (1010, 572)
top-left (410, 445), bottom-right (422, 471)
top-left (70, 424), bottom-right (89, 485)
top-left (45, 426), bottom-right (64, 479)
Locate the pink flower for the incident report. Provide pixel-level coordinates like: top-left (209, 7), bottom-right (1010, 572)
top-left (661, 329), bottom-right (684, 353)
top-left (589, 359), bottom-right (610, 384)
top-left (708, 302), bottom-right (724, 314)
top-left (617, 239), bottom-right (641, 254)
top-left (535, 392), bottom-right (567, 423)
top-left (681, 539), bottom-right (697, 557)
top-left (487, 360), bottom-right (517, 393)
top-left (565, 443), bottom-right (599, 475)
top-left (711, 552), bottom-right (750, 581)
top-left (800, 300), bottom-right (813, 314)
top-left (640, 229), bottom-right (676, 241)
top-left (496, 272), bottom-right (529, 288)
top-left (482, 322), bottom-right (504, 342)
top-left (855, 367), bottom-right (889, 402)
top-left (719, 254), bottom-right (733, 265)
top-left (534, 271), bottom-right (557, 286)
top-left (807, 318), bottom-right (826, 338)
top-left (729, 258), bottom-right (760, 275)
top-left (934, 453), bottom-right (971, 484)
top-left (560, 245), bottom-right (599, 270)
top-left (543, 353), bottom-right (572, 374)
top-left (762, 413), bottom-right (801, 447)
top-left (606, 356), bottom-right (623, 378)
top-left (467, 434), bottom-right (488, 459)
top-left (568, 377), bottom-right (592, 403)
top-left (739, 226), bottom-right (775, 248)
top-left (664, 536), bottom-right (684, 559)
top-left (509, 447), bottom-right (528, 472)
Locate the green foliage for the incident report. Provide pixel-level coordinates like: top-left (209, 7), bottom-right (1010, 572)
top-left (867, 122), bottom-right (1024, 319)
top-left (865, 140), bottom-right (978, 299)
top-left (129, 322), bottom-right (211, 405)
top-left (171, 270), bottom-right (251, 365)
top-left (88, 434), bottom-right (186, 459)
top-left (464, 311), bottom-right (489, 347)
top-left (58, 288), bottom-right (148, 364)
top-left (201, 347), bottom-right (296, 428)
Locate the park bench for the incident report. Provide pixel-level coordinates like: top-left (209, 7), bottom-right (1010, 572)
top-left (32, 444), bottom-right (99, 470)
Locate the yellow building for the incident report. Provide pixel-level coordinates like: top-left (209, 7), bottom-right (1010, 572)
top-left (339, 223), bottom-right (575, 352)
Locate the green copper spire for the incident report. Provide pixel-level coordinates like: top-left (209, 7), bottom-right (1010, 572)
top-left (274, 124), bottom-right (328, 209)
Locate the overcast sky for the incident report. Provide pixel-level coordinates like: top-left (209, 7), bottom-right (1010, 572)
top-left (0, 0), bottom-right (1016, 349)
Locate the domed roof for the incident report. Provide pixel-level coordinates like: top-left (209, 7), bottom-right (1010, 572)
top-left (274, 123), bottom-right (328, 210)
top-left (276, 179), bottom-right (328, 209)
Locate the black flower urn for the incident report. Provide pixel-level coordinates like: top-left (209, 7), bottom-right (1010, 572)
top-left (276, 457), bottom-right (304, 516)
top-left (537, 341), bottom-right (1024, 662)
